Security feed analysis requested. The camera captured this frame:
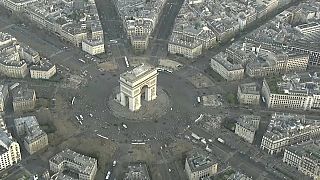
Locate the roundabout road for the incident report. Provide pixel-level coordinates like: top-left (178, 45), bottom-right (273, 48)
top-left (70, 67), bottom-right (203, 143)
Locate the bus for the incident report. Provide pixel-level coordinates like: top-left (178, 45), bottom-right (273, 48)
top-left (197, 96), bottom-right (201, 103)
top-left (109, 39), bottom-right (117, 44)
top-left (124, 56), bottom-right (129, 68)
top-left (78, 58), bottom-right (86, 63)
top-left (191, 132), bottom-right (201, 140)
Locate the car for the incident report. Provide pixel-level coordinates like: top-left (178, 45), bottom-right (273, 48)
top-left (122, 123), bottom-right (127, 129)
top-left (112, 160), bottom-right (117, 167)
top-left (105, 171), bottom-right (111, 180)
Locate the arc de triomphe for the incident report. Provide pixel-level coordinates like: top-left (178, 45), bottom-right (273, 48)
top-left (118, 63), bottom-right (158, 111)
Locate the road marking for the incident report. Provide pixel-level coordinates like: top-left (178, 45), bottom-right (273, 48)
top-left (49, 49), bottom-right (65, 58)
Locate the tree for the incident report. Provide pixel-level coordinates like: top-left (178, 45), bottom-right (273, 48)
top-left (226, 93), bottom-right (236, 104)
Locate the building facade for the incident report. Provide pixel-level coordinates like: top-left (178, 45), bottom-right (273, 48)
top-left (81, 39), bottom-right (105, 55)
top-left (210, 52), bottom-right (244, 81)
top-left (261, 113), bottom-right (320, 155)
top-left (283, 140), bottom-right (320, 179)
top-left (235, 115), bottom-right (260, 144)
top-left (14, 116), bottom-right (48, 154)
top-left (168, 33), bottom-right (203, 59)
top-left (131, 35), bottom-right (149, 53)
top-left (30, 61), bottom-right (56, 79)
top-left (246, 51), bottom-right (309, 78)
top-left (0, 85), bottom-right (8, 112)
top-left (237, 82), bottom-right (260, 105)
top-left (12, 87), bottom-right (36, 112)
top-left (0, 131), bottom-right (21, 171)
top-left (262, 74), bottom-right (320, 110)
top-left (1, 0), bottom-right (37, 12)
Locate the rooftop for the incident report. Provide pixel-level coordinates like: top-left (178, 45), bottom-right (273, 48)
top-left (120, 63), bottom-right (156, 83)
top-left (30, 60), bottom-right (55, 71)
top-left (276, 73), bottom-right (320, 95)
top-left (187, 151), bottom-right (217, 172)
top-left (49, 149), bottom-right (97, 176)
top-left (25, 0), bottom-right (104, 43)
top-left (124, 162), bottom-right (151, 180)
top-left (264, 113), bottom-right (320, 141)
top-left (212, 52), bottom-right (244, 71)
top-left (12, 87), bottom-right (35, 102)
top-left (239, 82), bottom-right (259, 95)
top-left (237, 115), bottom-right (261, 131)
top-left (0, 130), bottom-right (15, 152)
top-left (14, 116), bottom-right (46, 143)
top-left (0, 84), bottom-right (8, 101)
top-left (286, 140), bottom-right (320, 162)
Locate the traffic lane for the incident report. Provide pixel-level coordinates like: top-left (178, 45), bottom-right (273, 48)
top-left (109, 43), bottom-right (121, 58)
top-left (186, 127), bottom-right (283, 179)
top-left (153, 0), bottom-right (184, 40)
top-left (227, 152), bottom-right (280, 180)
top-left (95, 0), bottom-right (123, 40)
top-left (4, 25), bottom-right (61, 56)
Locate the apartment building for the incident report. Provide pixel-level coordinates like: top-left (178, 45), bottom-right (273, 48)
top-left (235, 115), bottom-right (260, 144)
top-left (283, 140), bottom-right (320, 179)
top-left (82, 39), bottom-right (105, 55)
top-left (30, 61), bottom-right (56, 79)
top-left (261, 73), bottom-right (320, 110)
top-left (210, 52), bottom-right (244, 81)
top-left (0, 53), bottom-right (28, 78)
top-left (0, 116), bottom-right (7, 132)
top-left (49, 149), bottom-right (97, 180)
top-left (1, 0), bottom-right (37, 12)
top-left (0, 32), bottom-right (52, 79)
top-left (17, 0), bottom-right (105, 50)
top-left (168, 33), bottom-right (203, 58)
top-left (0, 130), bottom-right (21, 171)
top-left (123, 162), bottom-right (151, 180)
top-left (237, 82), bottom-right (260, 105)
top-left (295, 21), bottom-right (320, 40)
top-left (116, 0), bottom-right (165, 51)
top-left (12, 87), bottom-right (36, 112)
top-left (246, 49), bottom-right (309, 78)
top-left (14, 116), bottom-right (48, 154)
top-left (261, 113), bottom-right (320, 155)
top-left (185, 151), bottom-right (218, 180)
top-left (0, 85), bottom-right (8, 112)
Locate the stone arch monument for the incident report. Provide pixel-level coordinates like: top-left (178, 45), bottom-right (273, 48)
top-left (118, 63), bottom-right (158, 111)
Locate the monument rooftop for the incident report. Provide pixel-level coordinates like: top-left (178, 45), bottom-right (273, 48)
top-left (120, 64), bottom-right (156, 83)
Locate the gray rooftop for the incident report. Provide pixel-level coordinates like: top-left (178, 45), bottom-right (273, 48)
top-left (50, 149), bottom-right (97, 176)
top-left (237, 115), bottom-right (261, 131)
top-left (286, 140), bottom-right (320, 162)
top-left (12, 87), bottom-right (35, 102)
top-left (187, 151), bottom-right (217, 172)
top-left (264, 113), bottom-right (320, 141)
top-left (0, 130), bottom-right (15, 153)
top-left (124, 162), bottom-right (151, 180)
top-left (120, 63), bottom-right (156, 83)
top-left (212, 52), bottom-right (244, 71)
top-left (30, 60), bottom-right (55, 71)
top-left (239, 83), bottom-right (260, 95)
top-left (14, 116), bottom-right (46, 144)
